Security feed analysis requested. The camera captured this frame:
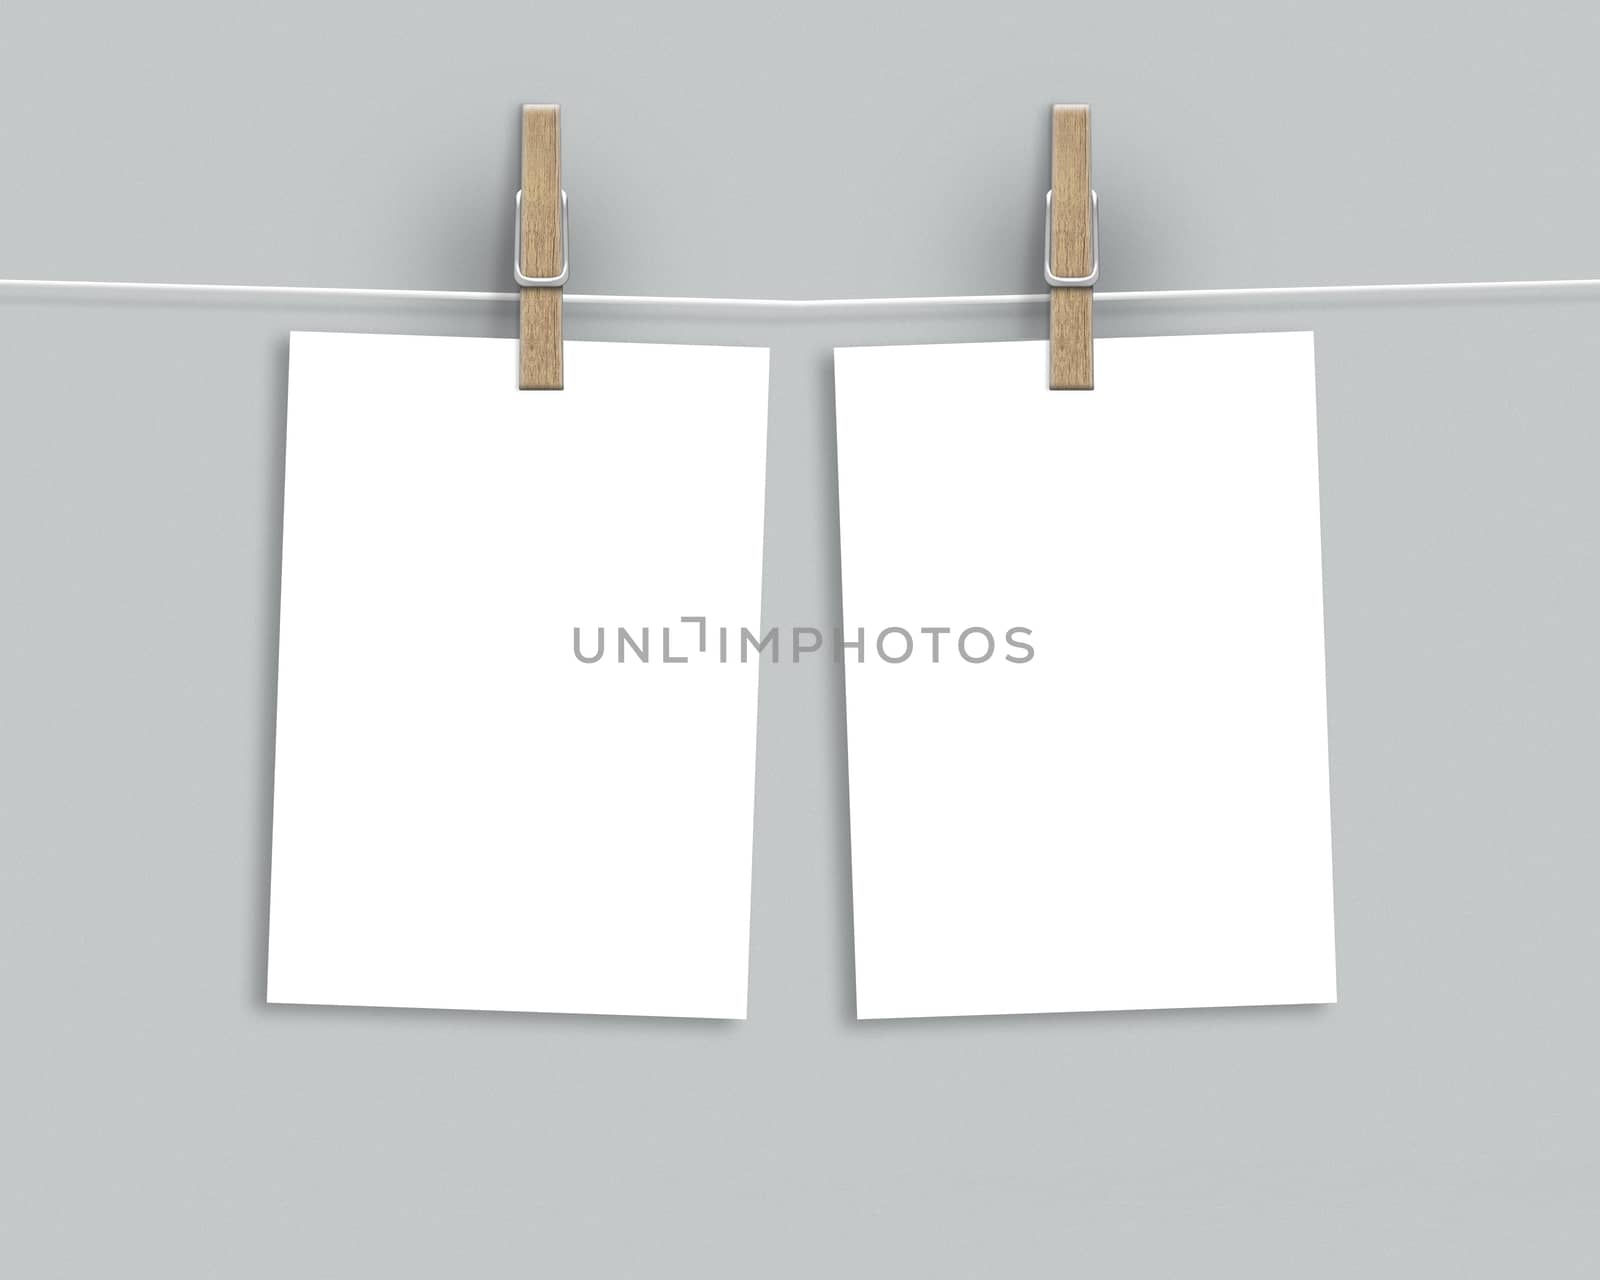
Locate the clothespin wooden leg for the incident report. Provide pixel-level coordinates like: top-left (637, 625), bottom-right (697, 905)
top-left (519, 104), bottom-right (563, 390)
top-left (1049, 104), bottom-right (1093, 390)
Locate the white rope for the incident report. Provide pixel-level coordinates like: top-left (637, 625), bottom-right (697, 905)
top-left (3, 275), bottom-right (1600, 310)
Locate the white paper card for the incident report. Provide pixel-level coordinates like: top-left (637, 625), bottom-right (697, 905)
top-left (268, 333), bottom-right (768, 1019)
top-left (835, 332), bottom-right (1335, 1019)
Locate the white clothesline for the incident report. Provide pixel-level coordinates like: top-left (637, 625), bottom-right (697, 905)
top-left (3, 275), bottom-right (1600, 312)
top-left (3, 273), bottom-right (1600, 312)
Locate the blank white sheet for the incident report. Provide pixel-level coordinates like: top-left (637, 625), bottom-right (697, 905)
top-left (268, 333), bottom-right (768, 1019)
top-left (835, 332), bottom-right (1335, 1019)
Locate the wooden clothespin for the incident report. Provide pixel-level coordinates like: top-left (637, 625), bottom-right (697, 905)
top-left (1048, 104), bottom-right (1096, 390)
top-left (517, 104), bottom-right (566, 390)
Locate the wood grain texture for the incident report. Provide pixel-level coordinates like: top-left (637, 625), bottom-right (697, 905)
top-left (519, 104), bottom-right (563, 390)
top-left (1049, 104), bottom-right (1093, 390)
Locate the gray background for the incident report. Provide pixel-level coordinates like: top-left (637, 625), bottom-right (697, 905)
top-left (2, 3), bottom-right (1598, 1276)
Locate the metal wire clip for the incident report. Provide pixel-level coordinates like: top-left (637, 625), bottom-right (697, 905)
top-left (1043, 189), bottom-right (1099, 288)
top-left (513, 189), bottom-right (570, 287)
